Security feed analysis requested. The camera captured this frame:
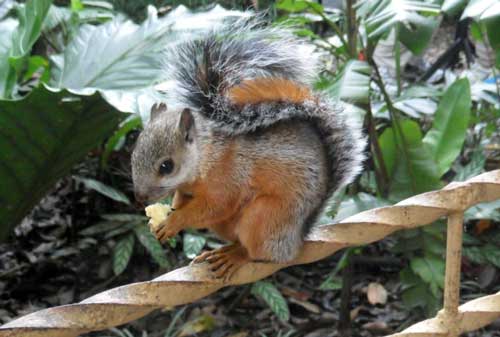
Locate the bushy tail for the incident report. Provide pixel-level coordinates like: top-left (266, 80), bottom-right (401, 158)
top-left (163, 17), bottom-right (366, 193)
top-left (163, 18), bottom-right (318, 116)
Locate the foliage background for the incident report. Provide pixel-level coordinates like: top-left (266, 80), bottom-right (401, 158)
top-left (0, 0), bottom-right (499, 336)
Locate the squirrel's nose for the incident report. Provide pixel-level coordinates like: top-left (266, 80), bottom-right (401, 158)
top-left (134, 190), bottom-right (148, 204)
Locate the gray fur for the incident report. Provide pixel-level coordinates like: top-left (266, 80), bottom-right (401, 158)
top-left (132, 19), bottom-right (366, 263)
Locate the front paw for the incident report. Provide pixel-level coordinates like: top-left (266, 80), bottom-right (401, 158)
top-left (154, 222), bottom-right (180, 243)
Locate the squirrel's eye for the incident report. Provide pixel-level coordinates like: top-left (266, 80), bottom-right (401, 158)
top-left (159, 159), bottom-right (174, 175)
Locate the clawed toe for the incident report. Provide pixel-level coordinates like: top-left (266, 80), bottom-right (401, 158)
top-left (192, 244), bottom-right (249, 281)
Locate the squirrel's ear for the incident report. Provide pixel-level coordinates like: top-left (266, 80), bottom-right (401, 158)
top-left (178, 108), bottom-right (195, 143)
top-left (150, 102), bottom-right (167, 121)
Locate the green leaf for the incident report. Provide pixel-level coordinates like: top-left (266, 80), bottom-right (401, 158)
top-left (463, 246), bottom-right (487, 265)
top-left (22, 55), bottom-right (50, 82)
top-left (392, 86), bottom-right (439, 118)
top-left (104, 221), bottom-right (138, 239)
top-left (465, 200), bottom-right (500, 222)
top-left (49, 13), bottom-right (166, 91)
top-left (79, 220), bottom-right (122, 236)
top-left (410, 255), bottom-right (445, 296)
top-left (102, 115), bottom-right (142, 167)
top-left (0, 18), bottom-right (18, 98)
top-left (71, 0), bottom-right (84, 12)
top-left (423, 78), bottom-right (471, 177)
top-left (483, 244), bottom-right (500, 268)
top-left (276, 0), bottom-right (310, 12)
top-left (113, 233), bottom-right (135, 275)
top-left (178, 314), bottom-right (215, 336)
top-left (134, 225), bottom-right (170, 269)
top-left (380, 120), bottom-right (441, 200)
top-left (454, 151), bottom-right (486, 182)
top-left (442, 0), bottom-right (468, 16)
top-left (334, 193), bottom-right (390, 221)
top-left (398, 14), bottom-right (440, 55)
top-left (319, 275), bottom-right (343, 290)
top-left (324, 60), bottom-right (371, 104)
top-left (49, 5), bottom-right (248, 93)
top-left (320, 249), bottom-right (353, 289)
top-left (357, 0), bottom-right (440, 47)
top-left (0, 86), bottom-right (123, 240)
top-left (400, 265), bottom-right (441, 315)
top-left (183, 232), bottom-right (206, 259)
top-left (251, 281), bottom-right (290, 321)
top-left (483, 15), bottom-right (500, 53)
top-left (101, 213), bottom-right (147, 222)
top-left (461, 0), bottom-right (497, 20)
top-left (74, 176), bottom-right (130, 205)
top-left (10, 0), bottom-right (52, 58)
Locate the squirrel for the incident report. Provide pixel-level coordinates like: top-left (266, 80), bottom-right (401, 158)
top-left (131, 19), bottom-right (366, 280)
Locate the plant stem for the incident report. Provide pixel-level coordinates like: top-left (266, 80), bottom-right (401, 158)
top-left (369, 56), bottom-right (417, 194)
top-left (364, 102), bottom-right (390, 197)
top-left (307, 3), bottom-right (349, 53)
top-left (394, 26), bottom-right (402, 96)
top-left (346, 0), bottom-right (357, 59)
top-left (480, 23), bottom-right (500, 98)
top-left (338, 255), bottom-right (353, 336)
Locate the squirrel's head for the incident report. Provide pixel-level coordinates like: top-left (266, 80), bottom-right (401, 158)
top-left (131, 103), bottom-right (199, 203)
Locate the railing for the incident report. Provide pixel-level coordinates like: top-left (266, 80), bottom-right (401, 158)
top-left (0, 169), bottom-right (499, 337)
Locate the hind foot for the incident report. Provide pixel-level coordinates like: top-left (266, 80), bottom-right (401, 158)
top-left (192, 243), bottom-right (249, 281)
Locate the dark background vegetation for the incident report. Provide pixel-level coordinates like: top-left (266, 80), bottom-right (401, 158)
top-left (0, 0), bottom-right (499, 336)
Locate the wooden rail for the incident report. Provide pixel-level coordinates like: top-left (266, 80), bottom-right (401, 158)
top-left (1, 170), bottom-right (499, 337)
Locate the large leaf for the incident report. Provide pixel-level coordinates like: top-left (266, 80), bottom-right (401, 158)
top-left (49, 7), bottom-right (169, 91)
top-left (10, 0), bottom-right (52, 58)
top-left (49, 5), bottom-right (248, 94)
top-left (0, 0), bottom-right (52, 99)
top-left (462, 0), bottom-right (500, 54)
top-left (389, 85), bottom-right (440, 118)
top-left (0, 17), bottom-right (17, 98)
top-left (380, 120), bottom-right (441, 200)
top-left (423, 78), bottom-right (471, 177)
top-left (453, 150), bottom-right (485, 182)
top-left (357, 0), bottom-right (440, 54)
top-left (324, 60), bottom-right (371, 104)
top-left (442, 0), bottom-right (468, 16)
top-left (461, 0), bottom-right (498, 20)
top-left (410, 255), bottom-right (445, 297)
top-left (0, 86), bottom-right (123, 240)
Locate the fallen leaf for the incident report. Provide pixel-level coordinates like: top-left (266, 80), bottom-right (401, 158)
top-left (367, 282), bottom-right (388, 305)
top-left (288, 297), bottom-right (321, 314)
top-left (281, 287), bottom-right (311, 301)
top-left (350, 306), bottom-right (362, 320)
top-left (178, 314), bottom-right (215, 337)
top-left (362, 321), bottom-right (390, 333)
top-left (226, 332), bottom-right (249, 337)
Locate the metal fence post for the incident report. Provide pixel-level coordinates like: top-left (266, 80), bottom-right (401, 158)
top-left (442, 212), bottom-right (464, 336)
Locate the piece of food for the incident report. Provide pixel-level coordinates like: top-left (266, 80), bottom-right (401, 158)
top-left (145, 203), bottom-right (172, 230)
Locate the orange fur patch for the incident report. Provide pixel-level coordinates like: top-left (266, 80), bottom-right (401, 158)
top-left (227, 78), bottom-right (312, 105)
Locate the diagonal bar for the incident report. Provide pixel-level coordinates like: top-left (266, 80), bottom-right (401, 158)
top-left (0, 170), bottom-right (499, 337)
